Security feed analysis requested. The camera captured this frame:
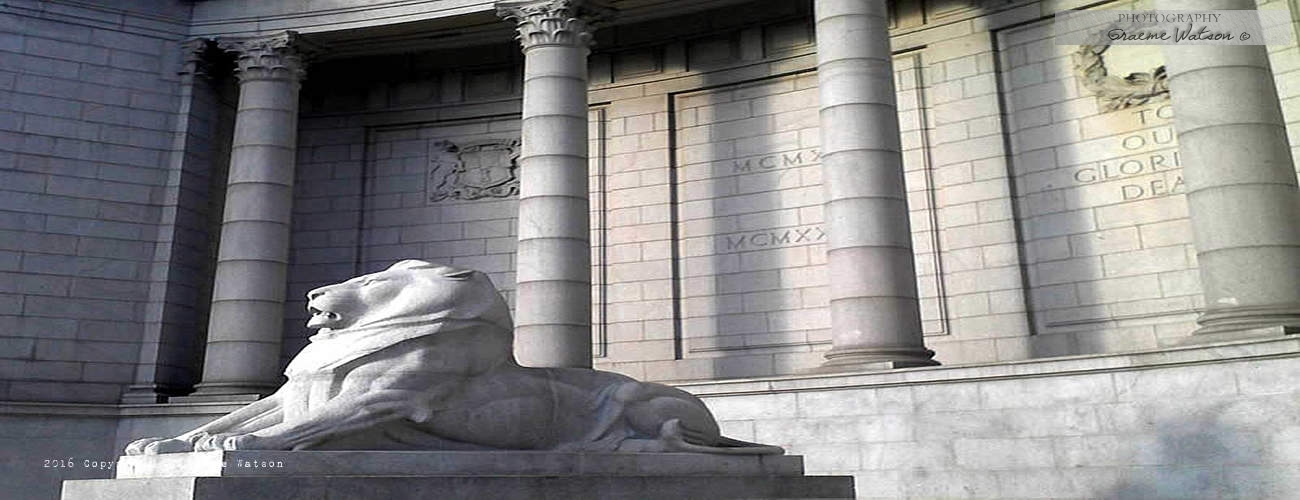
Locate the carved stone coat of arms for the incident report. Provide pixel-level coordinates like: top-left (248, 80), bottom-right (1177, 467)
top-left (427, 139), bottom-right (521, 202)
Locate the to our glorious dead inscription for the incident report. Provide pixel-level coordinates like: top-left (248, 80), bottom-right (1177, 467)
top-left (1071, 104), bottom-right (1183, 201)
top-left (1004, 24), bottom-right (1199, 330)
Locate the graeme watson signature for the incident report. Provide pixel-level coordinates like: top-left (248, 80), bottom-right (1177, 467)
top-left (1107, 23), bottom-right (1242, 42)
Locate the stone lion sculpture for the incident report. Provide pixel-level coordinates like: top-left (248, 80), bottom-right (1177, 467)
top-left (126, 260), bottom-right (783, 455)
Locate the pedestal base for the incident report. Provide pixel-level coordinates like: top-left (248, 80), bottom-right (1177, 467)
top-left (179, 381), bottom-right (278, 403)
top-left (120, 387), bottom-right (170, 404)
top-left (1179, 323), bottom-right (1299, 346)
top-left (805, 359), bottom-right (938, 374)
top-left (815, 346), bottom-right (940, 373)
top-left (62, 451), bottom-right (854, 500)
top-left (1191, 304), bottom-right (1300, 338)
top-left (168, 393), bottom-right (264, 404)
top-left (63, 475), bottom-right (853, 500)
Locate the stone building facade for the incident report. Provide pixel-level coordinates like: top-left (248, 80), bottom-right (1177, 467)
top-left (1, 0), bottom-right (1299, 498)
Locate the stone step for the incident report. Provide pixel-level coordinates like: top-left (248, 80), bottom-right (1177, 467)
top-left (65, 474), bottom-right (854, 500)
top-left (114, 450), bottom-right (807, 478)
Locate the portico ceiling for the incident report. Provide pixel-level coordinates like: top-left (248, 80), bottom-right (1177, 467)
top-left (190, 0), bottom-right (765, 61)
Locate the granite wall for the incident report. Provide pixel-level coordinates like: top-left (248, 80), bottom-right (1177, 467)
top-left (687, 336), bottom-right (1300, 499)
top-left (0, 0), bottom-right (201, 402)
top-left (0, 402), bottom-right (236, 500)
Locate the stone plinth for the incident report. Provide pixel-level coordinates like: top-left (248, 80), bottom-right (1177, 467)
top-left (113, 450), bottom-right (806, 478)
top-left (63, 451), bottom-right (853, 500)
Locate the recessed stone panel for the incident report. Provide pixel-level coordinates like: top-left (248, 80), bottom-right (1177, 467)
top-left (998, 14), bottom-right (1197, 335)
top-left (463, 67), bottom-right (517, 100)
top-left (763, 20), bottom-right (813, 57)
top-left (613, 48), bottom-right (662, 79)
top-left (364, 120), bottom-right (522, 305)
top-left (389, 79), bottom-right (438, 106)
top-left (362, 111), bottom-right (610, 341)
top-left (686, 35), bottom-right (738, 71)
top-left (671, 60), bottom-right (948, 359)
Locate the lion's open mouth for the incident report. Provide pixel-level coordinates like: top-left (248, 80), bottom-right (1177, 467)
top-left (307, 305), bottom-right (342, 328)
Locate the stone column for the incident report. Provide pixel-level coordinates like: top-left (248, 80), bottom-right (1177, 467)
top-left (1159, 0), bottom-right (1300, 337)
top-left (188, 32), bottom-right (312, 398)
top-left (813, 0), bottom-right (937, 369)
top-left (497, 0), bottom-right (604, 368)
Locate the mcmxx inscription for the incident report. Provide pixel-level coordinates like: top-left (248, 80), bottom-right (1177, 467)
top-left (719, 225), bottom-right (825, 252)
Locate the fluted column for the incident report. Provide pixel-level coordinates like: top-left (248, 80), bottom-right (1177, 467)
top-left (1159, 0), bottom-right (1300, 337)
top-left (814, 0), bottom-right (937, 369)
top-left (498, 0), bottom-right (604, 368)
top-left (189, 32), bottom-right (312, 398)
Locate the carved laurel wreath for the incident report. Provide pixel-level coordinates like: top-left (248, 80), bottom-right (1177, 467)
top-left (1072, 29), bottom-right (1169, 112)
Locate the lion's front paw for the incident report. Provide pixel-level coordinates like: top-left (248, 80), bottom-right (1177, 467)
top-left (194, 433), bottom-right (285, 451)
top-left (193, 434), bottom-right (230, 451)
top-left (125, 437), bottom-right (167, 456)
top-left (135, 438), bottom-right (195, 455)
top-left (221, 435), bottom-right (256, 451)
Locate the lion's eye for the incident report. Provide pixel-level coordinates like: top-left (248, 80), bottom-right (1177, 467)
top-left (361, 278), bottom-right (385, 286)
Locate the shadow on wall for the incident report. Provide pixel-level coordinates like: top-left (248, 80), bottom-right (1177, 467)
top-left (673, 60), bottom-right (833, 380)
top-left (1104, 409), bottom-right (1274, 499)
top-left (997, 15), bottom-right (1200, 361)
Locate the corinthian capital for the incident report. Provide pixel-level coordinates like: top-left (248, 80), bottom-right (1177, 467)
top-left (179, 38), bottom-right (216, 81)
top-left (496, 0), bottom-right (612, 51)
top-left (216, 31), bottom-right (320, 83)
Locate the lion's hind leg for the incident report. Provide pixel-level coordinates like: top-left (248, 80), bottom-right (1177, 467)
top-left (594, 381), bottom-right (784, 454)
top-left (619, 386), bottom-right (720, 442)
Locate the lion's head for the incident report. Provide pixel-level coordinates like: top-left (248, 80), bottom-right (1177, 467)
top-left (305, 260), bottom-right (512, 335)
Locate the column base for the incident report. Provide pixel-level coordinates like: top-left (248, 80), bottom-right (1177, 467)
top-left (1187, 304), bottom-right (1300, 341)
top-left (1179, 323), bottom-right (1299, 347)
top-left (170, 393), bottom-right (265, 404)
top-left (812, 346), bottom-right (940, 373)
top-left (120, 385), bottom-right (173, 404)
top-left (173, 382), bottom-right (278, 403)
